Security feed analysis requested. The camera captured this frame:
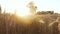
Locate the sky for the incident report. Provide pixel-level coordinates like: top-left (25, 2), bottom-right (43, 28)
top-left (0, 0), bottom-right (60, 13)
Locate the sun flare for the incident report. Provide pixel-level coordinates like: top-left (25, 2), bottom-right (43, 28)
top-left (0, 0), bottom-right (32, 17)
top-left (16, 8), bottom-right (30, 17)
top-left (16, 11), bottom-right (30, 17)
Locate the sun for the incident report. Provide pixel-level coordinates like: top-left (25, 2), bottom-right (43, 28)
top-left (16, 11), bottom-right (30, 17)
top-left (16, 7), bottom-right (30, 17)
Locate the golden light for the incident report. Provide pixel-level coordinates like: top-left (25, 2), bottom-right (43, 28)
top-left (16, 11), bottom-right (30, 17)
top-left (16, 7), bottom-right (31, 17)
top-left (39, 20), bottom-right (45, 23)
top-left (0, 0), bottom-right (37, 17)
top-left (0, 0), bottom-right (32, 17)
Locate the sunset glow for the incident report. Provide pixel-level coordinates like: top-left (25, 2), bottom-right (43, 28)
top-left (0, 0), bottom-right (32, 16)
top-left (0, 0), bottom-right (60, 16)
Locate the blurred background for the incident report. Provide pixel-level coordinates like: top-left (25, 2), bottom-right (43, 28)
top-left (0, 0), bottom-right (60, 34)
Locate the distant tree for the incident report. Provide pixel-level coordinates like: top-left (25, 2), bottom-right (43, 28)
top-left (47, 11), bottom-right (54, 14)
top-left (27, 1), bottom-right (37, 14)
